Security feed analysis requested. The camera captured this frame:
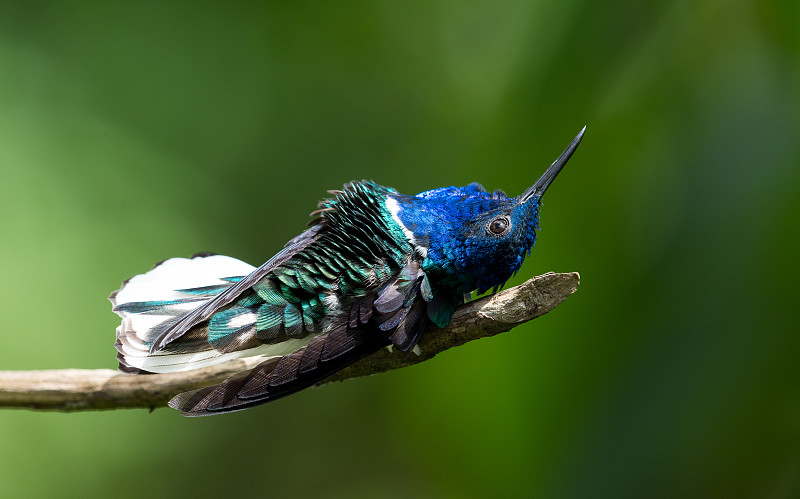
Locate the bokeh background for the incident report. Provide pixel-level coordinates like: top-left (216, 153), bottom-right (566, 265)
top-left (1, 1), bottom-right (798, 497)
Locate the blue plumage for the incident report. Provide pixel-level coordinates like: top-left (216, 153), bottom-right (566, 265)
top-left (110, 127), bottom-right (585, 415)
top-left (392, 183), bottom-right (539, 293)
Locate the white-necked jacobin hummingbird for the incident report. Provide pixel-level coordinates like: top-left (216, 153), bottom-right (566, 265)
top-left (111, 127), bottom-right (585, 416)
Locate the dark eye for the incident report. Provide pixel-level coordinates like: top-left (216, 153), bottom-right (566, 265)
top-left (487, 217), bottom-right (510, 236)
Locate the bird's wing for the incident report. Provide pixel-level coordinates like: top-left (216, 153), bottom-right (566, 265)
top-left (148, 225), bottom-right (324, 352)
top-left (169, 260), bottom-right (428, 416)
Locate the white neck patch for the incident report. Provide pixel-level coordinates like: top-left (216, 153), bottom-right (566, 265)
top-left (384, 196), bottom-right (428, 259)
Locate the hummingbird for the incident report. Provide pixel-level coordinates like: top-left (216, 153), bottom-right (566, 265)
top-left (111, 127), bottom-right (585, 416)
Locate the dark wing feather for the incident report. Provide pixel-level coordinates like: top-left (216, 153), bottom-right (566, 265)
top-left (149, 225), bottom-right (323, 353)
top-left (169, 317), bottom-right (390, 416)
top-left (389, 300), bottom-right (426, 351)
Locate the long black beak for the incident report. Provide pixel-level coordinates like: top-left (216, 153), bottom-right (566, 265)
top-left (520, 126), bottom-right (585, 203)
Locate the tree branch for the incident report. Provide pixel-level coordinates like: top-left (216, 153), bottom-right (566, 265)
top-left (0, 272), bottom-right (579, 412)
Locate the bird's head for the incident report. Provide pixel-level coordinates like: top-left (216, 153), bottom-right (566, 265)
top-left (389, 127), bottom-right (585, 295)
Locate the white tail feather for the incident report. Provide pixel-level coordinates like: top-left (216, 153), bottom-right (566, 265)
top-left (112, 255), bottom-right (259, 373)
top-left (114, 255), bottom-right (256, 305)
top-left (119, 339), bottom-right (315, 373)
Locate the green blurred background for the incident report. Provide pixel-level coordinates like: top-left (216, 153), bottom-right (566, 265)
top-left (1, 1), bottom-right (798, 497)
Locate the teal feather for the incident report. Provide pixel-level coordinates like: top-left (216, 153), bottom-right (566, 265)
top-left (279, 282), bottom-right (301, 304)
top-left (235, 293), bottom-right (263, 307)
top-left (299, 262), bottom-right (320, 275)
top-left (313, 260), bottom-right (338, 280)
top-left (208, 307), bottom-right (254, 343)
top-left (275, 272), bottom-right (298, 289)
top-left (301, 298), bottom-right (320, 321)
top-left (283, 304), bottom-right (304, 337)
top-left (256, 304), bottom-right (283, 329)
top-left (296, 272), bottom-right (318, 293)
top-left (302, 310), bottom-right (315, 331)
top-left (427, 296), bottom-right (456, 329)
top-left (254, 281), bottom-right (287, 306)
top-left (255, 304), bottom-right (284, 342)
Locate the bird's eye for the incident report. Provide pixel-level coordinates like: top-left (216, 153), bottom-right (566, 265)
top-left (487, 217), bottom-right (510, 236)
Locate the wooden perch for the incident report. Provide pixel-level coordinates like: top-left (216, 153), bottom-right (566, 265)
top-left (0, 272), bottom-right (579, 412)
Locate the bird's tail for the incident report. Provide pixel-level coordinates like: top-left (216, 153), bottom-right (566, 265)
top-left (111, 254), bottom-right (267, 374)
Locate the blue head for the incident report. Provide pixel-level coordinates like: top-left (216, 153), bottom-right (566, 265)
top-left (388, 127), bottom-right (585, 296)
